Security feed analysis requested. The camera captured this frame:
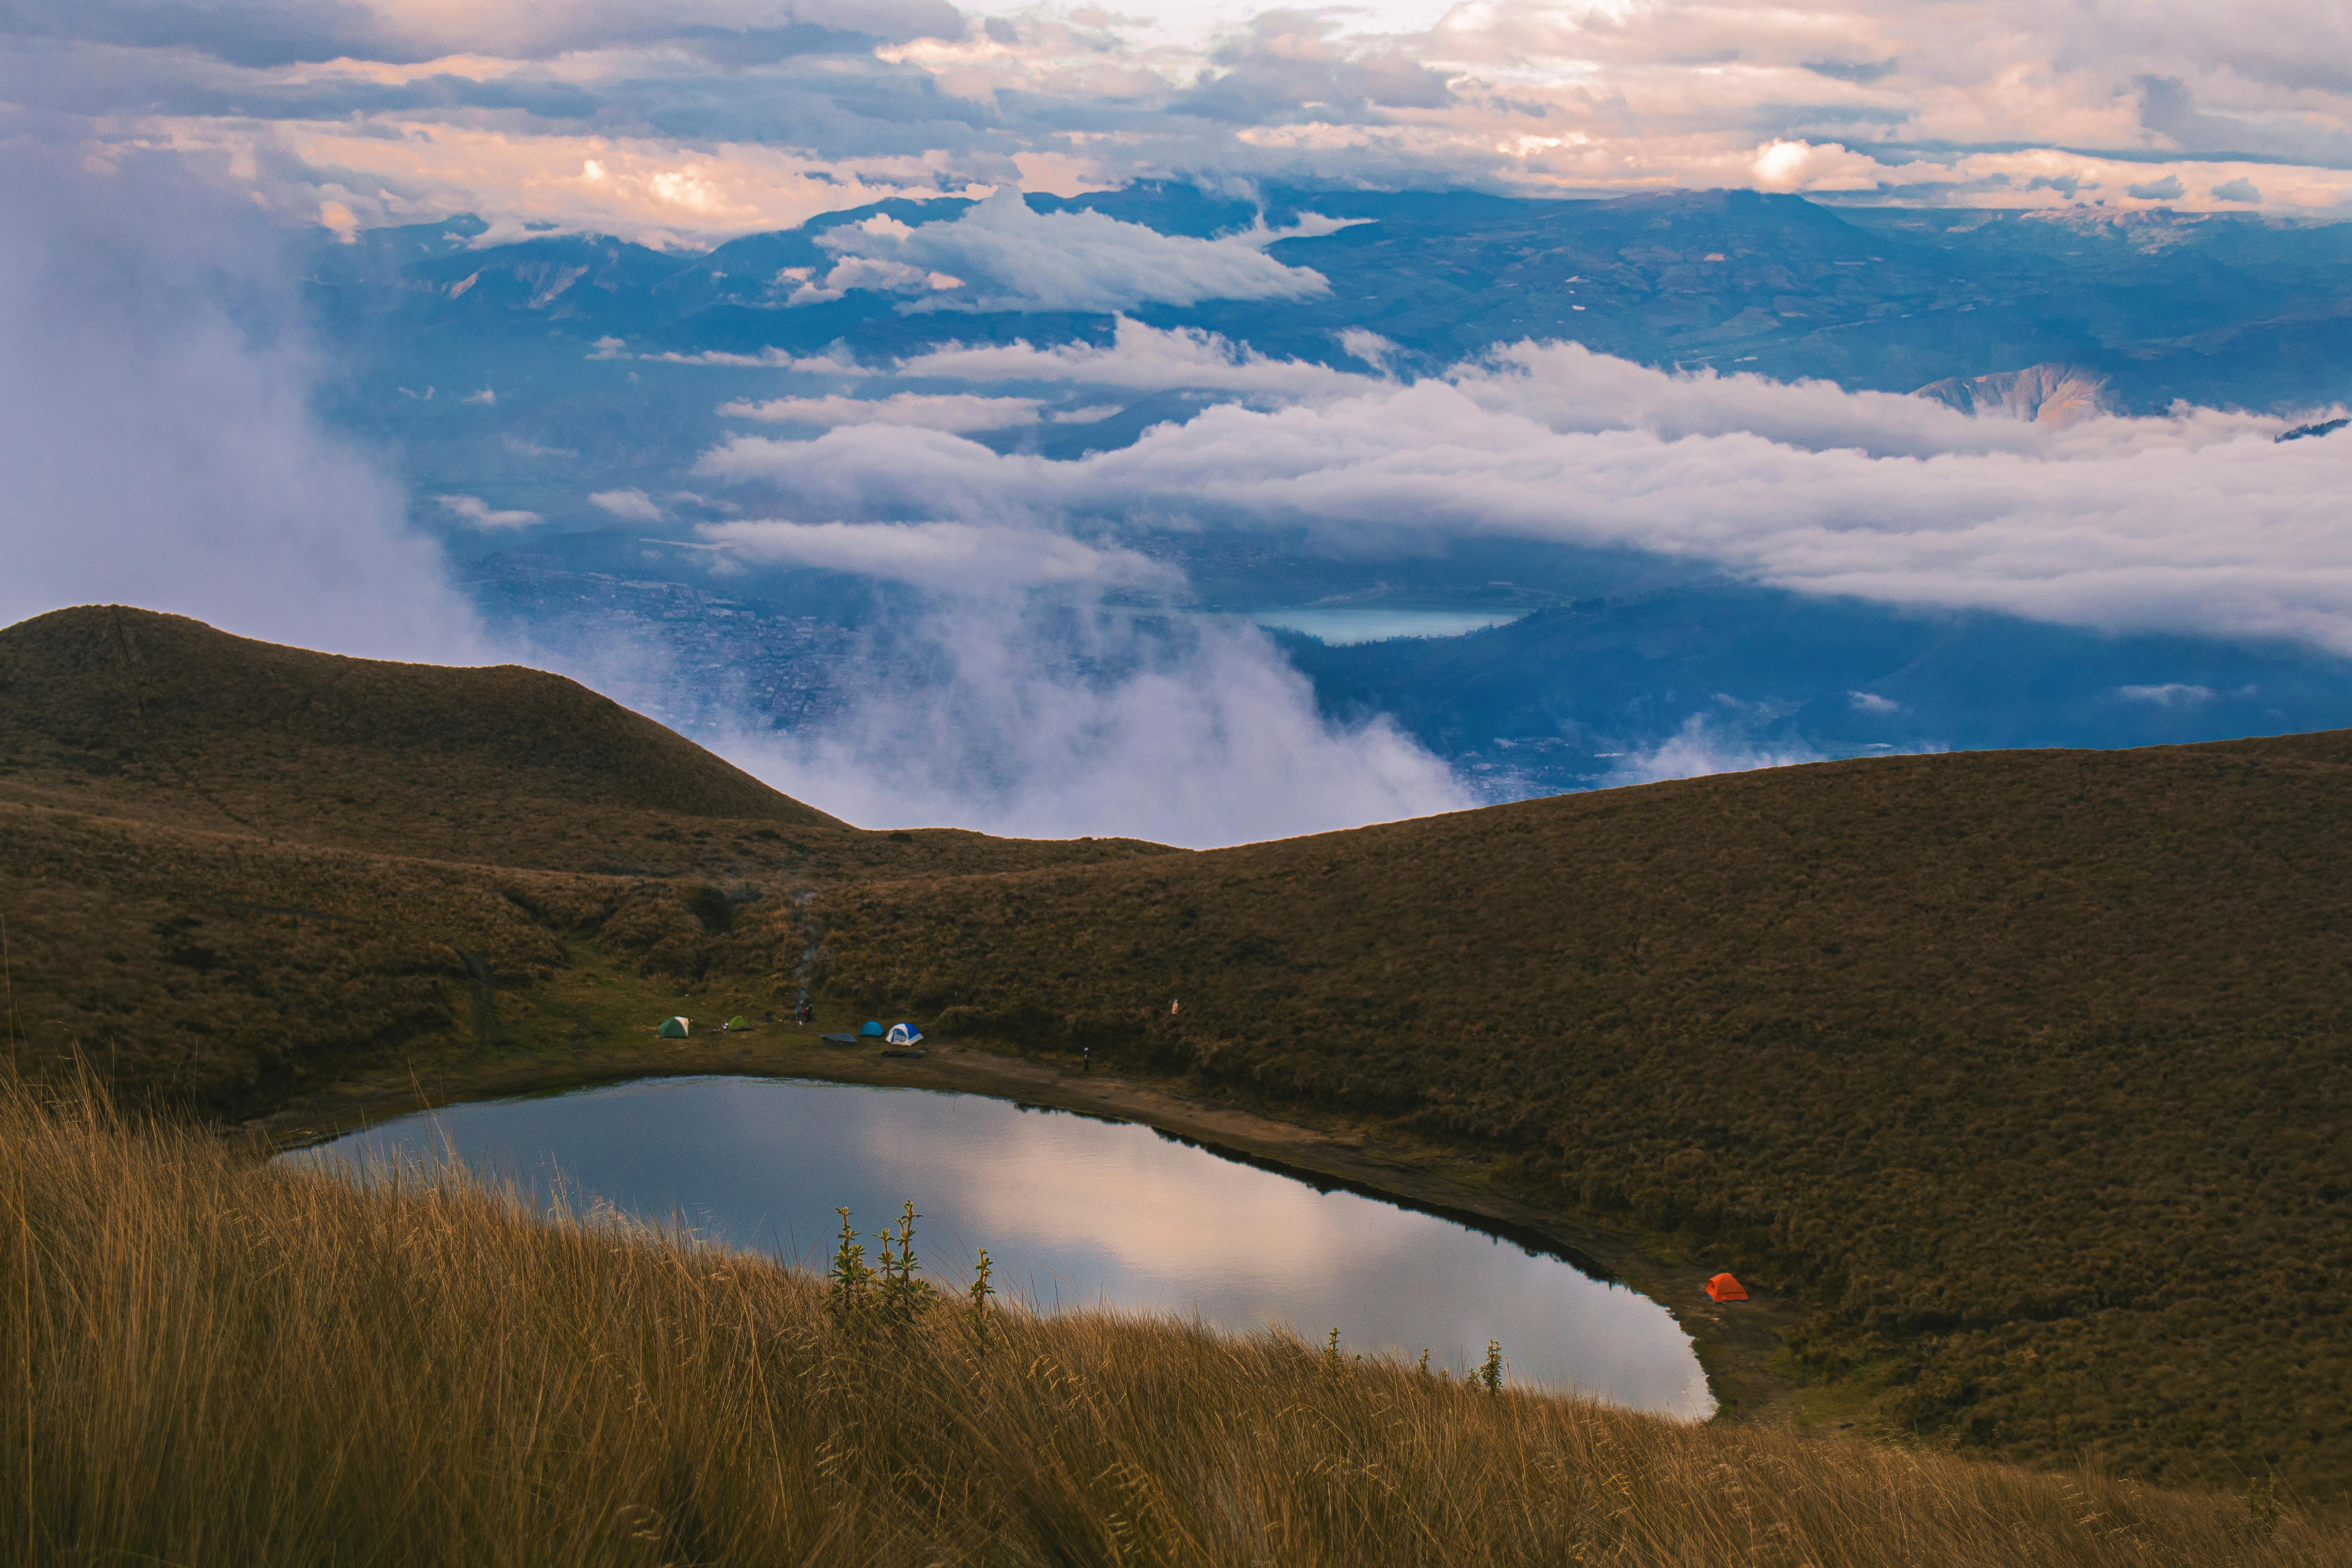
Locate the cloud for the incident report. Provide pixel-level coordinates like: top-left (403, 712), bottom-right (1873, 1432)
top-left (639, 347), bottom-right (878, 373)
top-left (0, 135), bottom-right (480, 662)
top-left (463, 387), bottom-right (497, 405)
top-left (2211, 177), bottom-right (2263, 203)
top-left (794, 191), bottom-right (1339, 314)
top-left (588, 488), bottom-right (664, 521)
top-left (3, 0), bottom-right (961, 66)
top-left (17, 0), bottom-right (2352, 251)
top-left (437, 494), bottom-right (543, 529)
top-left (1603, 716), bottom-right (1826, 786)
top-left (714, 606), bottom-right (1471, 846)
top-left (2116, 682), bottom-right (2216, 705)
top-left (893, 318), bottom-right (1368, 397)
top-left (716, 392), bottom-right (1044, 431)
top-left (2126, 174), bottom-right (2187, 201)
top-left (696, 519), bottom-right (1178, 595)
top-left (1849, 691), bottom-right (1901, 713)
top-left (698, 334), bottom-right (2352, 655)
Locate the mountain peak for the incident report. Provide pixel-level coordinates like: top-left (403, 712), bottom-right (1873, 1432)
top-left (1912, 362), bottom-right (2117, 427)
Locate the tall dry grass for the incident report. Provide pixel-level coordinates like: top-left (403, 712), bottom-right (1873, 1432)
top-left (2, 1083), bottom-right (2336, 1567)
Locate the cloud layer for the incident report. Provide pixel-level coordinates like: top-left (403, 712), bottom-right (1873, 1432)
top-left (9, 0), bottom-right (2352, 248)
top-left (0, 133), bottom-right (483, 662)
top-left (715, 607), bottom-right (1472, 845)
top-left (702, 324), bottom-right (2352, 654)
top-left (790, 191), bottom-right (1337, 312)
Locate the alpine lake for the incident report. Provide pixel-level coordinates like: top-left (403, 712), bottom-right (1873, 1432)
top-left (285, 1074), bottom-right (1712, 1417)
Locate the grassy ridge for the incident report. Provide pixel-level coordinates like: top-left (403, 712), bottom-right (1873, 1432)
top-left (11, 604), bottom-right (2352, 1501)
top-left (0, 607), bottom-right (1173, 1109)
top-left (5, 1082), bottom-right (2336, 1566)
top-left (809, 738), bottom-right (2352, 1492)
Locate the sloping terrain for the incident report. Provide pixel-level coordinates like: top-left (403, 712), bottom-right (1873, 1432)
top-left (0, 607), bottom-right (1174, 1105)
top-left (811, 734), bottom-right (2352, 1494)
top-left (9, 604), bottom-right (2352, 1497)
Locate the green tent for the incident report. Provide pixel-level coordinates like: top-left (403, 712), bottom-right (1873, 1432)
top-left (658, 1016), bottom-right (690, 1038)
top-left (725, 1016), bottom-right (749, 1031)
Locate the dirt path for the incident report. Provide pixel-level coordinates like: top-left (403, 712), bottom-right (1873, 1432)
top-left (250, 1032), bottom-right (1807, 1428)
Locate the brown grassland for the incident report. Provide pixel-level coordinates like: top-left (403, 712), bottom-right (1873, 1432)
top-left (5, 603), bottom-right (2352, 1530)
top-left (6, 1079), bottom-right (2339, 1567)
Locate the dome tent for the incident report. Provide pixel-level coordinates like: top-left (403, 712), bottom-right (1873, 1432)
top-left (1706, 1272), bottom-right (1748, 1303)
top-left (858, 1020), bottom-right (885, 1038)
top-left (657, 1016), bottom-right (689, 1038)
top-left (886, 1022), bottom-right (923, 1046)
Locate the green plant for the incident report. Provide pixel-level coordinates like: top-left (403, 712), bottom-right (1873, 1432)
top-left (826, 1206), bottom-right (871, 1327)
top-left (876, 1201), bottom-right (924, 1328)
top-left (967, 1248), bottom-right (995, 1347)
top-left (2247, 1476), bottom-right (2283, 1542)
top-left (1481, 1341), bottom-right (1503, 1395)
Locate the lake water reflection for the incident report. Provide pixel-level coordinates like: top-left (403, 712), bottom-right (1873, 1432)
top-left (288, 1075), bottom-right (1711, 1418)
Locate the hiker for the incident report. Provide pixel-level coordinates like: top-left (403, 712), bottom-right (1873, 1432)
top-left (1082, 1045), bottom-right (1091, 1074)
top-left (795, 998), bottom-right (813, 1027)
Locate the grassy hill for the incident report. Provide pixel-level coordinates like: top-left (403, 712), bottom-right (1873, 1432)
top-left (7, 604), bottom-right (2352, 1499)
top-left (0, 606), bottom-right (1172, 1106)
top-left (809, 736), bottom-right (2352, 1494)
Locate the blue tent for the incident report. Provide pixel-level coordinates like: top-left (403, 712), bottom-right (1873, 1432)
top-left (887, 1023), bottom-right (923, 1046)
top-left (859, 1020), bottom-right (885, 1038)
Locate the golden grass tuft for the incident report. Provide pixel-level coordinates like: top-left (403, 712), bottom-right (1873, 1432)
top-left (3, 1083), bottom-right (2339, 1566)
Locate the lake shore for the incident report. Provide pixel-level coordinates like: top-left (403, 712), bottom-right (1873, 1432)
top-left (246, 1022), bottom-right (1808, 1432)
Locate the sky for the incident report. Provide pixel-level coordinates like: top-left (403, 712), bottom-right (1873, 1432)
top-left (3, 1), bottom-right (2350, 844)
top-left (3, 0), bottom-right (2348, 249)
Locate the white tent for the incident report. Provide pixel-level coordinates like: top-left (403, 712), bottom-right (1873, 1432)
top-left (886, 1022), bottom-right (922, 1046)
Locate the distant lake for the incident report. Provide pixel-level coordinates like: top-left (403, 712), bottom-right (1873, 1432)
top-left (1242, 608), bottom-right (1528, 645)
top-left (286, 1075), bottom-right (1711, 1418)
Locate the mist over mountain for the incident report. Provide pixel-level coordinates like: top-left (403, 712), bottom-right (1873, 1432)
top-left (269, 183), bottom-right (2352, 831)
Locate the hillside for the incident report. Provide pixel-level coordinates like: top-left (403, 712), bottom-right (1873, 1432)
top-left (0, 607), bottom-right (1174, 1105)
top-left (0, 606), bottom-right (1174, 879)
top-left (809, 734), bottom-right (2352, 1494)
top-left (9, 605), bottom-right (2352, 1497)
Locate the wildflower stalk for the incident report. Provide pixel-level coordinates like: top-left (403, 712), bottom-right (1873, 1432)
top-left (968, 1248), bottom-right (995, 1349)
top-left (826, 1207), bottom-right (871, 1328)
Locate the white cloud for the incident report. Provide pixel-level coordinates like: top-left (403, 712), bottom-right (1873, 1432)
top-left (795, 191), bottom-right (1339, 314)
top-left (462, 387), bottom-right (497, 405)
top-left (0, 141), bottom-right (482, 662)
top-left (699, 334), bottom-right (2352, 655)
top-left (893, 318), bottom-right (1367, 398)
top-left (697, 519), bottom-right (1177, 595)
top-left (437, 493), bottom-right (543, 529)
top-left (24, 0), bottom-right (2352, 248)
top-left (2116, 682), bottom-right (2216, 705)
top-left (715, 607), bottom-right (1470, 846)
top-left (716, 392), bottom-right (1045, 431)
top-left (588, 487), bottom-right (664, 521)
top-left (638, 347), bottom-right (879, 374)
top-left (1603, 716), bottom-right (1826, 785)
top-left (1849, 691), bottom-right (1901, 713)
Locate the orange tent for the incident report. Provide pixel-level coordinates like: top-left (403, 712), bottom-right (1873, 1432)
top-left (1705, 1273), bottom-right (1748, 1303)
